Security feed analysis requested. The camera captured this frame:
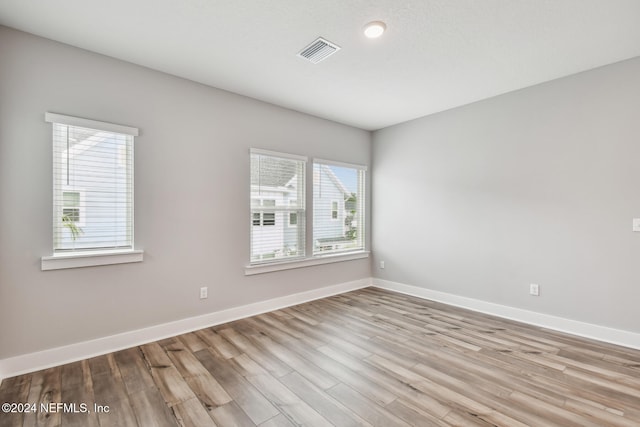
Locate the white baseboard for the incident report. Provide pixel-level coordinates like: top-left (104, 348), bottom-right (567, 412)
top-left (4, 276), bottom-right (637, 383)
top-left (0, 278), bottom-right (371, 381)
top-left (373, 278), bottom-right (640, 350)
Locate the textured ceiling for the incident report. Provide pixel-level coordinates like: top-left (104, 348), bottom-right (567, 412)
top-left (1, 0), bottom-right (639, 130)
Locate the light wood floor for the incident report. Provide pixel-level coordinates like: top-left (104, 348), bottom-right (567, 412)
top-left (1, 288), bottom-right (639, 426)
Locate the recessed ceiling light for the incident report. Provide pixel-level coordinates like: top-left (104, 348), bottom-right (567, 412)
top-left (364, 21), bottom-right (386, 38)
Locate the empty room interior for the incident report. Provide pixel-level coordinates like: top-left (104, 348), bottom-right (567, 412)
top-left (1, 1), bottom-right (640, 426)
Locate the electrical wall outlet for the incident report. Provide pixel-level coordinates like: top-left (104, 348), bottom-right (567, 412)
top-left (633, 218), bottom-right (640, 232)
top-left (200, 287), bottom-right (208, 299)
top-left (529, 283), bottom-right (540, 296)
top-left (379, 260), bottom-right (385, 269)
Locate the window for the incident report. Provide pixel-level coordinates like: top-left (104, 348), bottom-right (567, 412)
top-left (288, 200), bottom-right (298, 227)
top-left (313, 160), bottom-right (366, 255)
top-left (330, 200), bottom-right (339, 220)
top-left (246, 151), bottom-right (368, 274)
top-left (250, 149), bottom-right (306, 263)
top-left (62, 191), bottom-right (81, 223)
top-left (46, 113), bottom-right (138, 254)
top-left (252, 200), bottom-right (277, 226)
top-left (263, 213), bottom-right (276, 226)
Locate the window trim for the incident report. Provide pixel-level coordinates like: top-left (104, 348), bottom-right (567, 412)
top-left (42, 112), bottom-right (143, 270)
top-left (42, 250), bottom-right (144, 271)
top-left (250, 147), bottom-right (306, 162)
top-left (45, 112), bottom-right (139, 136)
top-left (245, 250), bottom-right (369, 275)
top-left (313, 158), bottom-right (368, 172)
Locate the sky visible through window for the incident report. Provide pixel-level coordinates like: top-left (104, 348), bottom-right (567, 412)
top-left (329, 165), bottom-right (358, 194)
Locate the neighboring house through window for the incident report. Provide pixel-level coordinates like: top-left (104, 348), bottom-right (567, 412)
top-left (249, 149), bottom-right (366, 266)
top-left (313, 160), bottom-right (366, 255)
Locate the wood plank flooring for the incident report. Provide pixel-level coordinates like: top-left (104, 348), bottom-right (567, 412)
top-left (1, 287), bottom-right (639, 426)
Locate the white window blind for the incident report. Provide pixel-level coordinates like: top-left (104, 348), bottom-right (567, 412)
top-left (250, 149), bottom-right (306, 264)
top-left (313, 160), bottom-right (366, 255)
top-left (46, 113), bottom-right (137, 253)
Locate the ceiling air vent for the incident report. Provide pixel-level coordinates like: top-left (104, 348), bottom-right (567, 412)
top-left (297, 37), bottom-right (341, 64)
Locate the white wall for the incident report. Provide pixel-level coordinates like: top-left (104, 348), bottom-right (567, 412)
top-left (0, 26), bottom-right (371, 360)
top-left (372, 57), bottom-right (640, 334)
top-left (3, 22), bottom-right (638, 366)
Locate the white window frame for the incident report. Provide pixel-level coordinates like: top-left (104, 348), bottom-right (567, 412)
top-left (312, 159), bottom-right (367, 257)
top-left (246, 152), bottom-right (369, 275)
top-left (41, 113), bottom-right (143, 270)
top-left (250, 148), bottom-right (306, 265)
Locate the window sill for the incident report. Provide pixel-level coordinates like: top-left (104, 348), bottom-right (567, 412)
top-left (245, 251), bottom-right (369, 276)
top-left (41, 249), bottom-right (144, 271)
